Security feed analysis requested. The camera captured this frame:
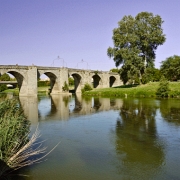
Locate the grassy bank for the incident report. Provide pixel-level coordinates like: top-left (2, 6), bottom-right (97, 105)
top-left (1, 87), bottom-right (50, 95)
top-left (1, 82), bottom-right (180, 98)
top-left (83, 82), bottom-right (180, 98)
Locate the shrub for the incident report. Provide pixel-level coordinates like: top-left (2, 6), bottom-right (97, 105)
top-left (68, 77), bottom-right (74, 86)
top-left (62, 81), bottom-right (69, 92)
top-left (156, 76), bottom-right (170, 97)
top-left (0, 85), bottom-right (7, 92)
top-left (82, 83), bottom-right (92, 93)
top-left (38, 80), bottom-right (50, 87)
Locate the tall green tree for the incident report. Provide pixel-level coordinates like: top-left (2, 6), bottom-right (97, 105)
top-left (160, 55), bottom-right (180, 81)
top-left (107, 12), bottom-right (166, 84)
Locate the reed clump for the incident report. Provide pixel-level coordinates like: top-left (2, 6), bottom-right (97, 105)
top-left (0, 98), bottom-right (58, 178)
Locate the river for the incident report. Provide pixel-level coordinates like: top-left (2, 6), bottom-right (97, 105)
top-left (1, 94), bottom-right (180, 180)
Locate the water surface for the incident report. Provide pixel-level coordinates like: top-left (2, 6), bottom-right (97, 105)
top-left (2, 94), bottom-right (180, 180)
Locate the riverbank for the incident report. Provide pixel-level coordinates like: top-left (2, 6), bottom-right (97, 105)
top-left (83, 82), bottom-right (180, 98)
top-left (1, 86), bottom-right (49, 95)
top-left (1, 82), bottom-right (180, 98)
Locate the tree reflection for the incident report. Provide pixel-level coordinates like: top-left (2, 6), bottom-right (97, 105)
top-left (114, 98), bottom-right (164, 178)
top-left (159, 99), bottom-right (180, 125)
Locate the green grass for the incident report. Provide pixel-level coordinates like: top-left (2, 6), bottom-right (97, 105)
top-left (1, 82), bottom-right (180, 98)
top-left (1, 87), bottom-right (50, 95)
top-left (83, 82), bottom-right (180, 98)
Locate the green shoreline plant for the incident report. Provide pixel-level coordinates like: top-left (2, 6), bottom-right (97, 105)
top-left (0, 98), bottom-right (60, 179)
top-left (156, 76), bottom-right (170, 97)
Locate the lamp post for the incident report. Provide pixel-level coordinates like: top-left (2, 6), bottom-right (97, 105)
top-left (51, 56), bottom-right (67, 67)
top-left (77, 59), bottom-right (89, 69)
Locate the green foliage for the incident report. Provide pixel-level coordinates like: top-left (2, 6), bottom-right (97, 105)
top-left (0, 85), bottom-right (7, 92)
top-left (0, 73), bottom-right (10, 81)
top-left (142, 68), bottom-right (161, 84)
top-left (110, 68), bottom-right (120, 73)
top-left (119, 66), bottom-right (140, 84)
top-left (0, 74), bottom-right (10, 92)
top-left (38, 80), bottom-right (50, 87)
top-left (82, 83), bottom-right (92, 93)
top-left (62, 81), bottom-right (69, 92)
top-left (0, 99), bottom-right (30, 164)
top-left (83, 82), bottom-right (180, 98)
top-left (63, 96), bottom-right (69, 107)
top-left (107, 12), bottom-right (166, 83)
top-left (68, 77), bottom-right (74, 86)
top-left (160, 55), bottom-right (180, 81)
top-left (94, 70), bottom-right (99, 75)
top-left (156, 76), bottom-right (170, 97)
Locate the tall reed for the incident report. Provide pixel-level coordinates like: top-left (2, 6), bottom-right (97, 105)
top-left (0, 98), bottom-right (58, 178)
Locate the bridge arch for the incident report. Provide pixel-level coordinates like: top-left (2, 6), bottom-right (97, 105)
top-left (38, 71), bottom-right (57, 94)
top-left (92, 74), bottom-right (102, 88)
top-left (109, 76), bottom-right (116, 87)
top-left (1, 70), bottom-right (25, 94)
top-left (70, 73), bottom-right (82, 93)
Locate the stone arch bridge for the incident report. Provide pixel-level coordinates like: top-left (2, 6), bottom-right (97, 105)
top-left (0, 65), bottom-right (122, 96)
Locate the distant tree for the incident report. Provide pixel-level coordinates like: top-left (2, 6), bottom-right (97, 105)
top-left (0, 73), bottom-right (10, 81)
top-left (160, 55), bottom-right (180, 81)
top-left (0, 73), bottom-right (10, 92)
top-left (110, 68), bottom-right (120, 73)
top-left (68, 77), bottom-right (74, 86)
top-left (142, 67), bottom-right (161, 84)
top-left (107, 12), bottom-right (166, 84)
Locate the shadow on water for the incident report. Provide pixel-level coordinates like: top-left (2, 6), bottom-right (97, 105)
top-left (0, 161), bottom-right (26, 180)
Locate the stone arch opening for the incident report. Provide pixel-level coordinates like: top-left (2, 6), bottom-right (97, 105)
top-left (6, 71), bottom-right (24, 92)
top-left (68, 75), bottom-right (75, 92)
top-left (92, 74), bottom-right (101, 88)
top-left (109, 76), bottom-right (116, 87)
top-left (0, 72), bottom-right (17, 90)
top-left (37, 72), bottom-right (51, 94)
top-left (71, 73), bottom-right (82, 93)
top-left (38, 72), bottom-right (57, 94)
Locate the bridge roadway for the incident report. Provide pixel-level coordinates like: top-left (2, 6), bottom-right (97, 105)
top-left (0, 65), bottom-right (123, 96)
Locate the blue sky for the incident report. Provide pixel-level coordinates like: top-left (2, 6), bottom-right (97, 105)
top-left (1, 0), bottom-right (180, 71)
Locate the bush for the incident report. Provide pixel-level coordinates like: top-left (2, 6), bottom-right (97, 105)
top-left (38, 80), bottom-right (50, 87)
top-left (82, 83), bottom-right (92, 93)
top-left (0, 85), bottom-right (7, 92)
top-left (68, 77), bottom-right (74, 86)
top-left (156, 76), bottom-right (170, 97)
top-left (62, 81), bottom-right (69, 92)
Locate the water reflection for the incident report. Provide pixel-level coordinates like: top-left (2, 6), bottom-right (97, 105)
top-left (160, 99), bottom-right (180, 125)
top-left (19, 94), bottom-right (123, 122)
top-left (1, 94), bottom-right (180, 179)
top-left (114, 98), bottom-right (165, 179)
top-left (0, 160), bottom-right (26, 180)
top-left (19, 96), bottom-right (38, 124)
